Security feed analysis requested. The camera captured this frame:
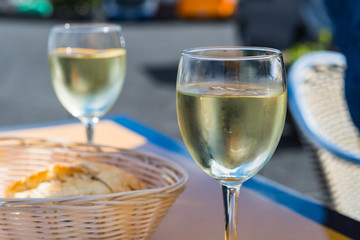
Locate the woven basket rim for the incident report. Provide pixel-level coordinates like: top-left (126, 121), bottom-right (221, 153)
top-left (0, 137), bottom-right (189, 204)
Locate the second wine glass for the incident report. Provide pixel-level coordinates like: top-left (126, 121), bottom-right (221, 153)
top-left (48, 23), bottom-right (126, 144)
top-left (176, 47), bottom-right (287, 240)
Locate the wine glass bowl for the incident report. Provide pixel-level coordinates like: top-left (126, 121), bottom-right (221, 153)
top-left (48, 23), bottom-right (126, 143)
top-left (176, 47), bottom-right (287, 239)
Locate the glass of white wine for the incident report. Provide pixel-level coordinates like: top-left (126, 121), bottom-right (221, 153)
top-left (176, 47), bottom-right (287, 239)
top-left (48, 23), bottom-right (126, 144)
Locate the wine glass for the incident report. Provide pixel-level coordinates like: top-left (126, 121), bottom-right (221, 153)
top-left (48, 23), bottom-right (126, 144)
top-left (176, 47), bottom-right (287, 239)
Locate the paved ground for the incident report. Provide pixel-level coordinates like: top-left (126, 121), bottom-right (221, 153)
top-left (0, 18), bottom-right (329, 206)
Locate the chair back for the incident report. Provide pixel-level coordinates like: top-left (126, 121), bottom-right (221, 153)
top-left (288, 51), bottom-right (360, 164)
top-left (288, 51), bottom-right (360, 220)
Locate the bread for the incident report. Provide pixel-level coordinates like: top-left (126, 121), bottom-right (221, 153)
top-left (5, 161), bottom-right (145, 198)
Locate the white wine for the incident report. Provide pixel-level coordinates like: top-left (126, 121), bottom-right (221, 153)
top-left (177, 82), bottom-right (286, 182)
top-left (49, 48), bottom-right (126, 119)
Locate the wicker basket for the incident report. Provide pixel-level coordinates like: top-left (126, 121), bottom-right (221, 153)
top-left (0, 138), bottom-right (188, 239)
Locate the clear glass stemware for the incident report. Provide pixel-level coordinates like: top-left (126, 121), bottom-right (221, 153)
top-left (48, 23), bottom-right (126, 144)
top-left (176, 47), bottom-right (287, 239)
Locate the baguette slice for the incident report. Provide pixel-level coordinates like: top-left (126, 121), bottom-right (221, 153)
top-left (5, 160), bottom-right (144, 198)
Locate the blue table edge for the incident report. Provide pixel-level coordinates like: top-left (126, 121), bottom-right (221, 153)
top-left (113, 115), bottom-right (359, 238)
top-left (0, 114), bottom-right (358, 238)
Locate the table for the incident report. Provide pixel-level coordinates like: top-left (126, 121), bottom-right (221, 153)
top-left (0, 115), bottom-right (358, 239)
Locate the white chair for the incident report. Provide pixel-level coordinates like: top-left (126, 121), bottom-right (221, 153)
top-left (288, 51), bottom-right (360, 221)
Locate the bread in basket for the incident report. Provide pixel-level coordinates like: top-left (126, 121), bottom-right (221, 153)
top-left (0, 138), bottom-right (188, 239)
top-left (4, 160), bottom-right (145, 198)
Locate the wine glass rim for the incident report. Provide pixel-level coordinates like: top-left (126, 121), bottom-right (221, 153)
top-left (51, 23), bottom-right (122, 33)
top-left (181, 46), bottom-right (282, 60)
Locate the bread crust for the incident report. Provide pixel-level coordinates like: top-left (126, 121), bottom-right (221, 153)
top-left (5, 161), bottom-right (144, 198)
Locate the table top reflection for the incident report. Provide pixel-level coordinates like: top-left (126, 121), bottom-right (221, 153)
top-left (0, 114), bottom-right (358, 240)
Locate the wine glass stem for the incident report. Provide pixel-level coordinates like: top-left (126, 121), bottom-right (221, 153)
top-left (222, 184), bottom-right (241, 240)
top-left (81, 117), bottom-right (99, 144)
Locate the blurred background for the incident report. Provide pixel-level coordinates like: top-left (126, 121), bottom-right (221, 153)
top-left (0, 0), bottom-right (337, 205)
